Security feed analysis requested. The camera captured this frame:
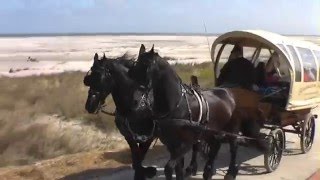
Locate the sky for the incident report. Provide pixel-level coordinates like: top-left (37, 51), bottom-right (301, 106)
top-left (0, 0), bottom-right (319, 35)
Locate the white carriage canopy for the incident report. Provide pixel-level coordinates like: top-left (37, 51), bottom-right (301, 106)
top-left (211, 30), bottom-right (320, 111)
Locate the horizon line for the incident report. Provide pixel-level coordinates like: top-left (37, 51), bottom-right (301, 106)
top-left (0, 32), bottom-right (319, 37)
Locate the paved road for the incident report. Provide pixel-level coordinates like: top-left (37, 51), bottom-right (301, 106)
top-left (97, 109), bottom-right (320, 180)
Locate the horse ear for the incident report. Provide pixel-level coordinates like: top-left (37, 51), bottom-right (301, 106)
top-left (150, 44), bottom-right (154, 53)
top-left (94, 53), bottom-right (99, 62)
top-left (103, 53), bottom-right (106, 59)
top-left (139, 44), bottom-right (146, 55)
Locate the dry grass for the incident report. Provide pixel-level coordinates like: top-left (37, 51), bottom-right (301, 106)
top-left (0, 63), bottom-right (213, 167)
top-left (0, 72), bottom-right (120, 167)
top-left (172, 62), bottom-right (215, 87)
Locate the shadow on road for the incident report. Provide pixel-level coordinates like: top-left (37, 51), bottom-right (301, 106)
top-left (61, 166), bottom-right (131, 180)
top-left (60, 139), bottom-right (304, 180)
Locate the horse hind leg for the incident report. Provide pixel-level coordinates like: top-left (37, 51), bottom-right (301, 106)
top-left (224, 139), bottom-right (239, 180)
top-left (203, 140), bottom-right (221, 180)
top-left (185, 142), bottom-right (200, 177)
top-left (241, 120), bottom-right (268, 152)
top-left (164, 158), bottom-right (176, 180)
top-left (175, 157), bottom-right (185, 180)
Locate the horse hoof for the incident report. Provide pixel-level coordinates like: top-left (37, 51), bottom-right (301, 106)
top-left (144, 167), bottom-right (157, 178)
top-left (224, 174), bottom-right (235, 180)
top-left (212, 168), bottom-right (217, 175)
top-left (185, 166), bottom-right (197, 177)
top-left (134, 172), bottom-right (146, 180)
top-left (203, 170), bottom-right (213, 180)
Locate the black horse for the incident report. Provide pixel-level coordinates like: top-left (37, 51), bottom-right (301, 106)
top-left (83, 53), bottom-right (157, 180)
top-left (133, 45), bottom-right (267, 180)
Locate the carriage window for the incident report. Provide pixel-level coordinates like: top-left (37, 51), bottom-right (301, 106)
top-left (314, 51), bottom-right (320, 61)
top-left (287, 45), bottom-right (302, 81)
top-left (257, 48), bottom-right (271, 63)
top-left (216, 44), bottom-right (234, 77)
top-left (313, 50), bottom-right (320, 81)
top-left (243, 47), bottom-right (256, 60)
top-left (296, 47), bottom-right (317, 82)
top-left (213, 44), bottom-right (223, 62)
top-left (277, 44), bottom-right (289, 57)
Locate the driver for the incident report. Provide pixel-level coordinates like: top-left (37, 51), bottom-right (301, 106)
top-left (217, 44), bottom-right (255, 90)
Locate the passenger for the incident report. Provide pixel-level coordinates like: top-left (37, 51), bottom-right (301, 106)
top-left (265, 53), bottom-right (281, 86)
top-left (255, 62), bottom-right (267, 87)
top-left (217, 44), bottom-right (255, 90)
top-left (266, 53), bottom-right (280, 74)
top-left (266, 69), bottom-right (280, 85)
top-left (304, 68), bottom-right (315, 82)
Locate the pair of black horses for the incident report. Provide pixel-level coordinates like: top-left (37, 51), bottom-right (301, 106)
top-left (83, 45), bottom-right (266, 180)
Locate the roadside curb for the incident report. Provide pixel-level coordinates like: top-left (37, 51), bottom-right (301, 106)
top-left (307, 169), bottom-right (320, 180)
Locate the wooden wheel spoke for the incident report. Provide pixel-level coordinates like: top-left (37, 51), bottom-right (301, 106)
top-left (300, 115), bottom-right (315, 153)
top-left (264, 128), bottom-right (284, 172)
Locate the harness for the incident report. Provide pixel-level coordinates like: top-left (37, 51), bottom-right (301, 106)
top-left (154, 83), bottom-right (210, 126)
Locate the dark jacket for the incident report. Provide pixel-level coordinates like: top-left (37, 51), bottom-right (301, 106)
top-left (217, 57), bottom-right (255, 89)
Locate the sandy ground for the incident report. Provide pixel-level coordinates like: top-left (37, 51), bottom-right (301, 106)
top-left (0, 35), bottom-right (319, 77)
top-left (0, 35), bottom-right (217, 77)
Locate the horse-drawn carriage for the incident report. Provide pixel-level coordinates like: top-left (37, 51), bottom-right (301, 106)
top-left (84, 30), bottom-right (319, 180)
top-left (204, 30), bottom-right (319, 172)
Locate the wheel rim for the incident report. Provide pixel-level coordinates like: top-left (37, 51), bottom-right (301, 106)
top-left (303, 118), bottom-right (315, 151)
top-left (268, 130), bottom-right (283, 170)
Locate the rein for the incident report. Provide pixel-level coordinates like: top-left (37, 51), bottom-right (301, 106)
top-left (99, 104), bottom-right (116, 116)
top-left (157, 118), bottom-right (270, 142)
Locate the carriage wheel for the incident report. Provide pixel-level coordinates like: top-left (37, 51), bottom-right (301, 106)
top-left (264, 128), bottom-right (285, 173)
top-left (300, 114), bottom-right (315, 154)
top-left (200, 141), bottom-right (211, 159)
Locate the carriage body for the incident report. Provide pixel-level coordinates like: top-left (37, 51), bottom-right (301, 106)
top-left (209, 30), bottom-right (319, 172)
top-left (211, 30), bottom-right (320, 111)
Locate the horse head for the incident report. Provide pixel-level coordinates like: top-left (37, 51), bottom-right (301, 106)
top-left (133, 44), bottom-right (182, 115)
top-left (84, 52), bottom-right (153, 120)
top-left (83, 53), bottom-right (115, 113)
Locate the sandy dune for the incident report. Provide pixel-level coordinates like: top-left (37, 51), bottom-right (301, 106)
top-left (1, 35), bottom-right (319, 77)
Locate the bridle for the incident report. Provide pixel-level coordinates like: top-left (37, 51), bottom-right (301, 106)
top-left (84, 68), bottom-right (115, 115)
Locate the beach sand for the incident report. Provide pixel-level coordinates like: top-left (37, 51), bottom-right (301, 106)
top-left (1, 34), bottom-right (319, 77)
top-left (0, 35), bottom-right (217, 77)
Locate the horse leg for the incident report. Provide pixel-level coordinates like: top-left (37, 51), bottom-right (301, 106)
top-left (224, 139), bottom-right (239, 180)
top-left (138, 139), bottom-right (157, 178)
top-left (175, 157), bottom-right (184, 180)
top-left (203, 140), bottom-right (221, 180)
top-left (242, 120), bottom-right (268, 152)
top-left (164, 157), bottom-right (176, 180)
top-left (185, 141), bottom-right (199, 177)
top-left (165, 145), bottom-right (190, 180)
top-left (126, 138), bottom-right (146, 180)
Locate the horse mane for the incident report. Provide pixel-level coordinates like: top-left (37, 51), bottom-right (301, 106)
top-left (155, 53), bottom-right (183, 83)
top-left (108, 52), bottom-right (136, 69)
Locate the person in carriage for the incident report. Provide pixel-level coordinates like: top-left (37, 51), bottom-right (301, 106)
top-left (216, 44), bottom-right (256, 89)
